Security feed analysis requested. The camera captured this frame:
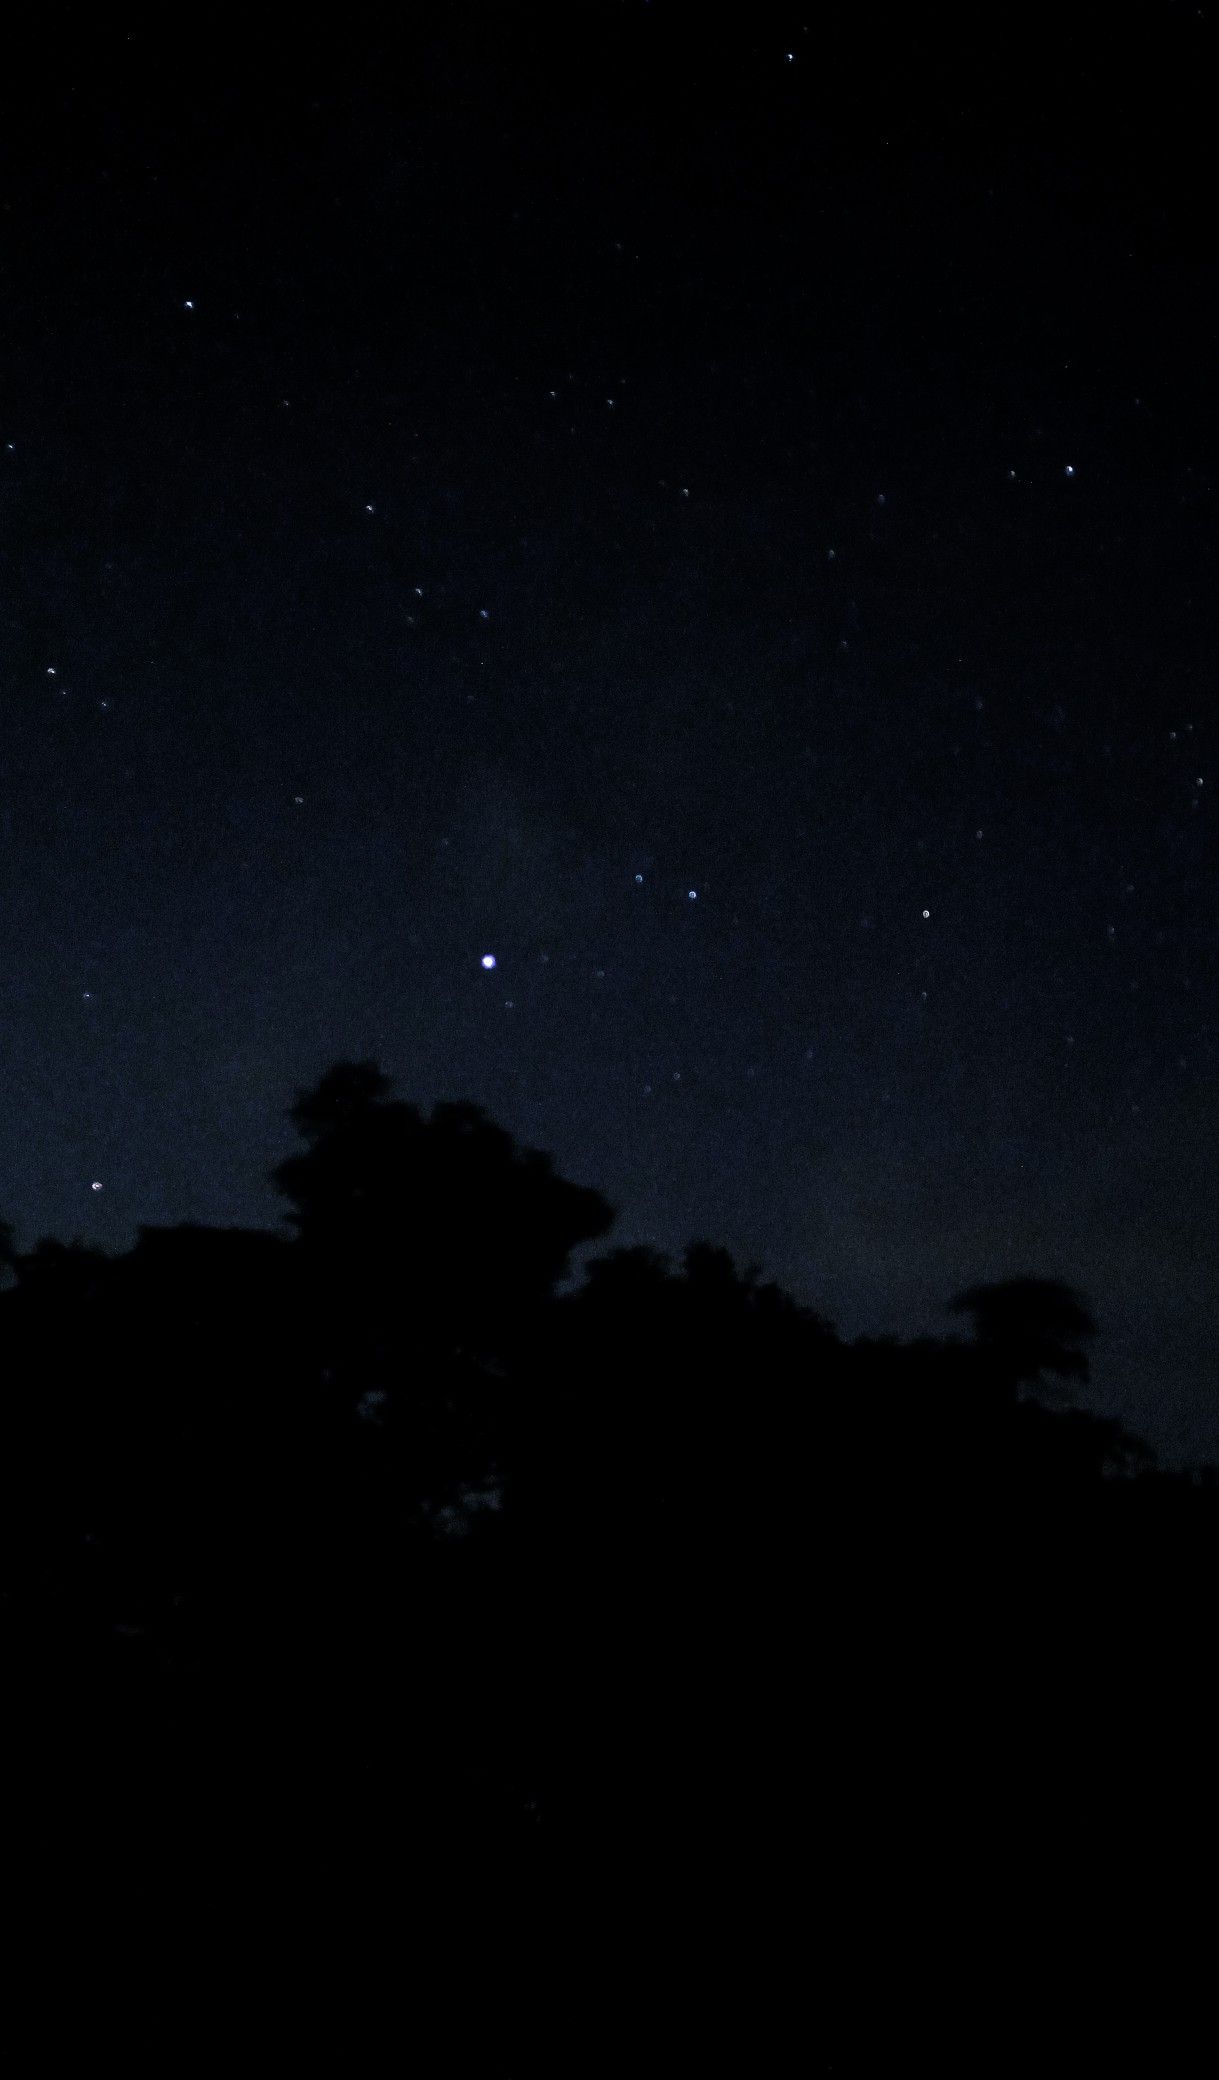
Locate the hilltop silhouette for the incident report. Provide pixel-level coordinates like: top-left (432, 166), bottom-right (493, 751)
top-left (1, 1061), bottom-right (1213, 2069)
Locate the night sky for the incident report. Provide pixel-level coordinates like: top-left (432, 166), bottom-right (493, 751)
top-left (2, 6), bottom-right (1215, 1460)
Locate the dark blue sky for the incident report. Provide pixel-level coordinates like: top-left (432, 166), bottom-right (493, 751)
top-left (1, 5), bottom-right (1215, 1458)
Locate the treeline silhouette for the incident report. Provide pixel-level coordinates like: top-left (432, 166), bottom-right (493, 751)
top-left (2, 1061), bottom-right (1215, 2069)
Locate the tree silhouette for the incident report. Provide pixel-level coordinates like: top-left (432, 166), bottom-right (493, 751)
top-left (284, 1056), bottom-right (395, 1140)
top-left (0, 1058), bottom-right (1213, 2072)
top-left (273, 1062), bottom-right (613, 1344)
top-left (947, 1274), bottom-right (1098, 1389)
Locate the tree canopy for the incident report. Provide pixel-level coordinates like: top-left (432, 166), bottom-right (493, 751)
top-left (0, 1060), bottom-right (1211, 2071)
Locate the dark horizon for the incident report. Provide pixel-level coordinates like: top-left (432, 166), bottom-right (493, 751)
top-left (3, 1051), bottom-right (1213, 1474)
top-left (2, 1050), bottom-right (1213, 2067)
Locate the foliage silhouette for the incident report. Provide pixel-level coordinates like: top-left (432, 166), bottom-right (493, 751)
top-left (0, 1059), bottom-right (1214, 2068)
top-left (947, 1274), bottom-right (1099, 1389)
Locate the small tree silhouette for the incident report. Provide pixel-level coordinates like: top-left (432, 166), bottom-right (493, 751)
top-left (285, 1057), bottom-right (395, 1142)
top-left (947, 1275), bottom-right (1098, 1391)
